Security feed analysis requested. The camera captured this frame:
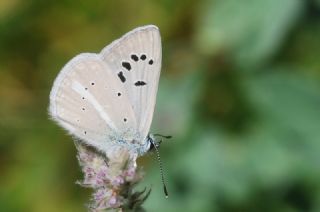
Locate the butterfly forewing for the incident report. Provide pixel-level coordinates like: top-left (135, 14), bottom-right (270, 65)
top-left (49, 54), bottom-right (137, 152)
top-left (100, 25), bottom-right (162, 140)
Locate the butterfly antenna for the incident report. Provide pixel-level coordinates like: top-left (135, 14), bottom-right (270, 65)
top-left (149, 138), bottom-right (169, 198)
top-left (153, 134), bottom-right (172, 139)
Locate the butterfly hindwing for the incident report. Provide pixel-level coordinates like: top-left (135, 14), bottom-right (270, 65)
top-left (100, 25), bottom-right (162, 140)
top-left (49, 53), bottom-right (137, 153)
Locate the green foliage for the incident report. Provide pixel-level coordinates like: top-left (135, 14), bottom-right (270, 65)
top-left (196, 0), bottom-right (304, 69)
top-left (1, 0), bottom-right (320, 211)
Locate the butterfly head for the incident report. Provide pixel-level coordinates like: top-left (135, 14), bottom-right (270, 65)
top-left (147, 134), bottom-right (158, 151)
top-left (147, 134), bottom-right (172, 151)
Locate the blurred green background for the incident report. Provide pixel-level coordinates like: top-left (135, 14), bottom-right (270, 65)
top-left (1, 0), bottom-right (320, 211)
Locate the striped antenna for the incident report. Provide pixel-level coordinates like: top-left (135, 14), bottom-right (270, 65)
top-left (149, 137), bottom-right (168, 198)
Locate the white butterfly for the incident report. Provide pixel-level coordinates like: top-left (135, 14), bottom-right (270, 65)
top-left (49, 25), bottom-right (162, 157)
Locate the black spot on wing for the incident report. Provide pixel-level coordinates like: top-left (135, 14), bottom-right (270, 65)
top-left (131, 54), bottom-right (139, 61)
top-left (117, 92), bottom-right (121, 96)
top-left (134, 81), bottom-right (147, 86)
top-left (122, 62), bottom-right (131, 71)
top-left (140, 54), bottom-right (146, 60)
top-left (148, 59), bottom-right (153, 65)
top-left (117, 72), bottom-right (126, 83)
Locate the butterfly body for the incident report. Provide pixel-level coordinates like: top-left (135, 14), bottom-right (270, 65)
top-left (49, 25), bottom-right (161, 157)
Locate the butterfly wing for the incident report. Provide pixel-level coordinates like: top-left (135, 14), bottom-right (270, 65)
top-left (49, 53), bottom-right (138, 153)
top-left (100, 25), bottom-right (162, 140)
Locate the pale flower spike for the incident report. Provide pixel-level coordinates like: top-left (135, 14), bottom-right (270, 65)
top-left (75, 141), bottom-right (151, 211)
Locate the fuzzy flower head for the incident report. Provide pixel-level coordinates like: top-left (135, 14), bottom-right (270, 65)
top-left (75, 141), bottom-right (150, 211)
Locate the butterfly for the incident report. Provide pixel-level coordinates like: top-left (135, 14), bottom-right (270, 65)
top-left (49, 25), bottom-right (162, 157)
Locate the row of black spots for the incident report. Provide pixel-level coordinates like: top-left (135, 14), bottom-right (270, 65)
top-left (117, 71), bottom-right (126, 83)
top-left (81, 83), bottom-right (91, 111)
top-left (134, 81), bottom-right (147, 86)
top-left (130, 54), bottom-right (154, 65)
top-left (83, 81), bottom-right (95, 91)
